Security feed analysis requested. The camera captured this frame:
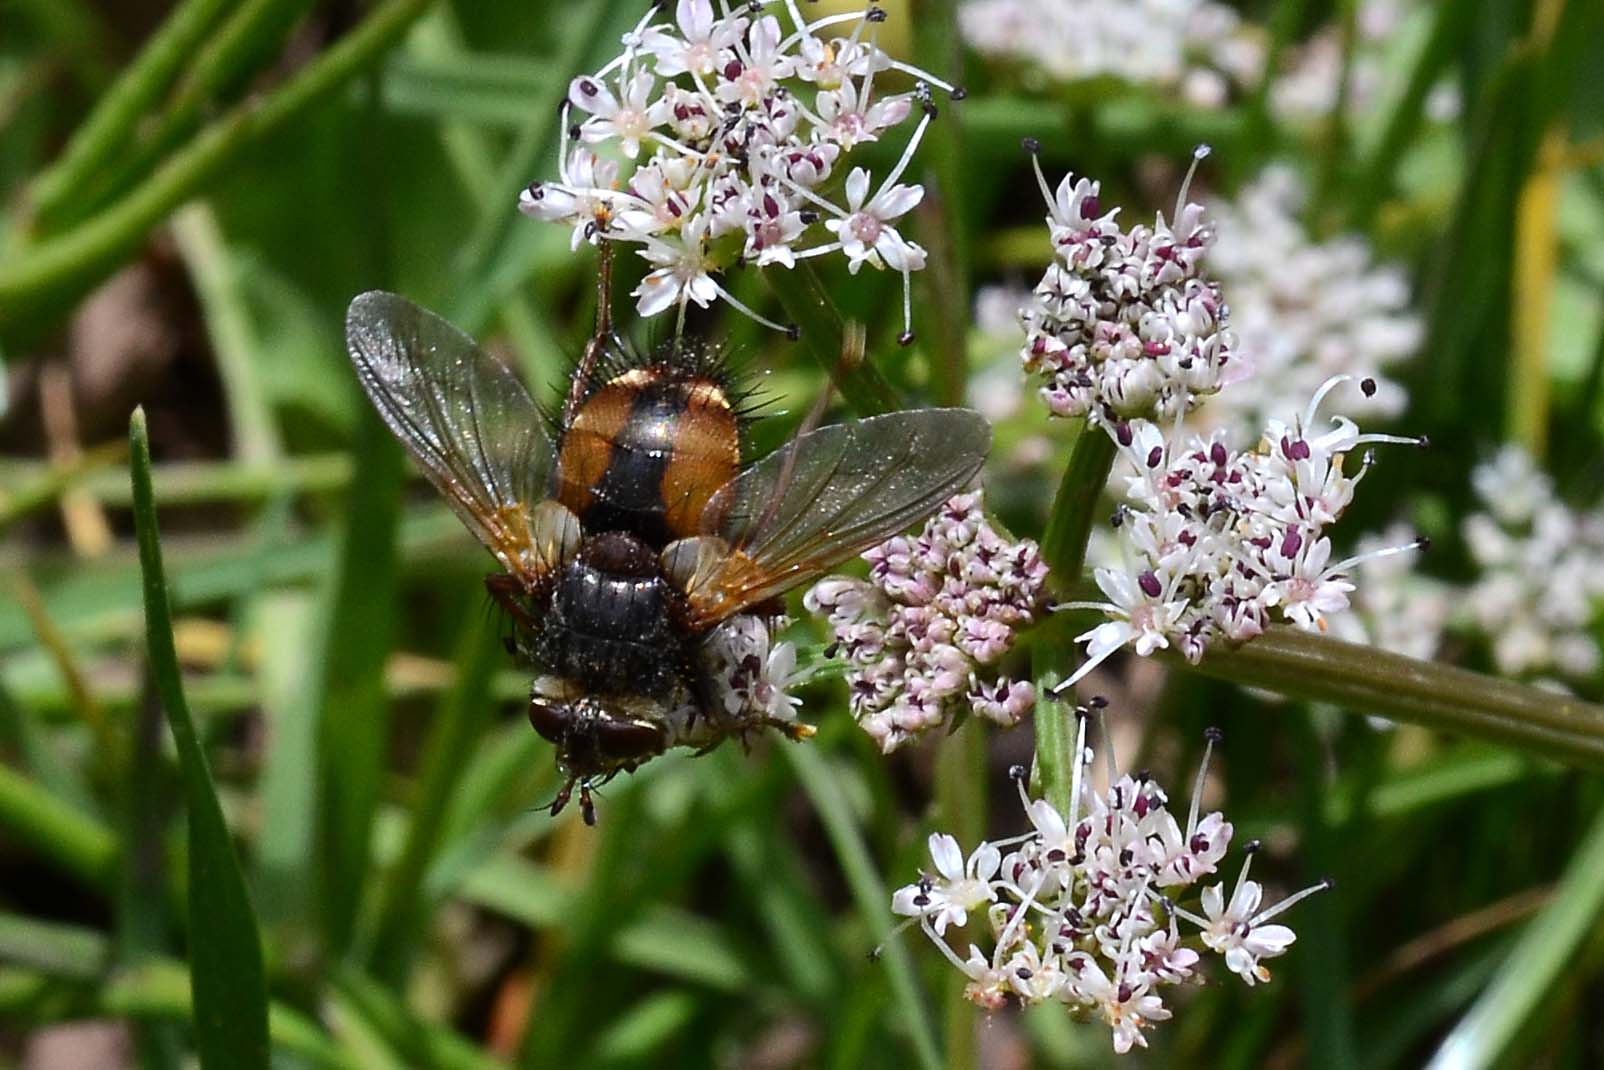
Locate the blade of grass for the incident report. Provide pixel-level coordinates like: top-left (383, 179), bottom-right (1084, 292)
top-left (0, 957), bottom-right (353, 1067)
top-left (1172, 626), bottom-right (1604, 766)
top-left (130, 406), bottom-right (269, 1070)
top-left (381, 51), bottom-right (559, 128)
top-left (0, 0), bottom-right (433, 341)
top-left (251, 591), bottom-right (320, 936)
top-left (24, 0), bottom-right (233, 226)
top-left (71, 0), bottom-right (320, 231)
top-left (0, 670), bottom-right (97, 818)
top-left (332, 967), bottom-right (509, 1070)
top-left (119, 680), bottom-right (184, 1068)
top-left (592, 991), bottom-right (698, 1065)
top-left (368, 606), bottom-right (500, 982)
top-left (0, 755), bottom-right (116, 890)
top-left (783, 744), bottom-right (942, 1070)
top-left (0, 507), bottom-right (462, 652)
top-left (1424, 802), bottom-right (1604, 1069)
top-left (315, 406), bottom-right (404, 958)
top-left (768, 262), bottom-right (901, 417)
top-left (171, 202), bottom-right (282, 465)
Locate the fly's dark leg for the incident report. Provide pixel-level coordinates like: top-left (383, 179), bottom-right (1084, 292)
top-left (485, 573), bottom-right (538, 631)
top-left (579, 781), bottom-right (597, 826)
top-left (548, 777), bottom-right (575, 818)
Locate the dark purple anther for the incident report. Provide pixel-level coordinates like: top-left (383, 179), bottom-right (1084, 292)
top-left (1280, 529), bottom-right (1303, 559)
top-left (1138, 571), bottom-right (1162, 598)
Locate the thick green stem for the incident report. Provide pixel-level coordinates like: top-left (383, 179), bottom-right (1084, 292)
top-left (1032, 426), bottom-right (1117, 811)
top-left (1175, 627), bottom-right (1604, 767)
top-left (0, 0), bottom-right (432, 340)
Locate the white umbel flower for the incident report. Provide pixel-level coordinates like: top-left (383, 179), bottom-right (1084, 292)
top-left (520, 1), bottom-right (959, 336)
top-left (888, 713), bottom-right (1327, 1054)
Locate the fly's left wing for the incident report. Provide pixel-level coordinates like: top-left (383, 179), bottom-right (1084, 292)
top-left (667, 408), bottom-right (990, 627)
top-left (346, 291), bottom-right (562, 586)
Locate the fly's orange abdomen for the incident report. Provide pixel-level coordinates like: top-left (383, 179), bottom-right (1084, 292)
top-left (555, 366), bottom-right (738, 547)
top-left (660, 378), bottom-right (739, 538)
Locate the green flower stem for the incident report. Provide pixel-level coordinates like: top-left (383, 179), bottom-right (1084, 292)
top-left (131, 407), bottom-right (271, 1070)
top-left (0, 0), bottom-right (432, 340)
top-left (783, 744), bottom-right (942, 1070)
top-left (25, 0), bottom-right (233, 227)
top-left (768, 263), bottom-right (902, 417)
top-left (1032, 425), bottom-right (1118, 812)
top-left (1173, 626), bottom-right (1604, 766)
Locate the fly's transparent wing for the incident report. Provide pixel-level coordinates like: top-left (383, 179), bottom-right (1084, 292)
top-left (346, 291), bottom-right (554, 582)
top-left (675, 408), bottom-right (990, 625)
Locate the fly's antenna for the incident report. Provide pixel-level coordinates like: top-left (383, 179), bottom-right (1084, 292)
top-left (563, 241), bottom-right (615, 426)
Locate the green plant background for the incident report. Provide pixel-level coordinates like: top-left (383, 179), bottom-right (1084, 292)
top-left (2, 0), bottom-right (1603, 1067)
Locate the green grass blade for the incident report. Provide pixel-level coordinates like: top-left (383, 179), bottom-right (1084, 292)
top-left (24, 0), bottom-right (233, 227)
top-left (783, 744), bottom-right (942, 1070)
top-left (129, 406), bottom-right (270, 1070)
top-left (251, 591), bottom-right (321, 935)
top-left (368, 606), bottom-right (500, 981)
top-left (1425, 803), bottom-right (1604, 1070)
top-left (0, 0), bottom-right (432, 342)
top-left (0, 753), bottom-right (116, 890)
top-left (315, 407), bottom-right (404, 958)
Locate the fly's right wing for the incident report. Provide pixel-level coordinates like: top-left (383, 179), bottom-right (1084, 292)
top-left (346, 291), bottom-right (565, 585)
top-left (669, 408), bottom-right (991, 626)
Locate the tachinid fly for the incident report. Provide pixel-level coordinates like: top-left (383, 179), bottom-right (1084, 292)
top-left (345, 290), bottom-right (990, 822)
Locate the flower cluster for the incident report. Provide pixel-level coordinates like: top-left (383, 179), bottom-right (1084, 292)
top-left (1203, 166), bottom-right (1422, 440)
top-left (1460, 447), bottom-right (1604, 681)
top-left (1018, 146), bottom-right (1240, 427)
top-left (517, 0), bottom-right (958, 336)
top-left (891, 713), bottom-right (1327, 1053)
top-left (804, 492), bottom-right (1048, 752)
top-left (1270, 0), bottom-right (1460, 125)
top-left (1062, 376), bottom-right (1426, 688)
top-left (958, 0), bottom-right (1263, 109)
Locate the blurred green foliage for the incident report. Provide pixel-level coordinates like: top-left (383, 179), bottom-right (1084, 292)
top-left (1, 0), bottom-right (1604, 1068)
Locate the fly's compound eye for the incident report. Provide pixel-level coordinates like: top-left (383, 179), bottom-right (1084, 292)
top-left (527, 699), bottom-right (569, 744)
top-left (594, 718), bottom-right (668, 761)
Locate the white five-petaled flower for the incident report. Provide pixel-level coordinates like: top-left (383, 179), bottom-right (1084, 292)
top-left (824, 167), bottom-right (927, 274)
top-left (893, 833), bottom-right (1001, 936)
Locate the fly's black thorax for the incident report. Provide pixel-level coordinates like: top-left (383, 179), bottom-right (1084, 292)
top-left (533, 530), bottom-right (687, 697)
